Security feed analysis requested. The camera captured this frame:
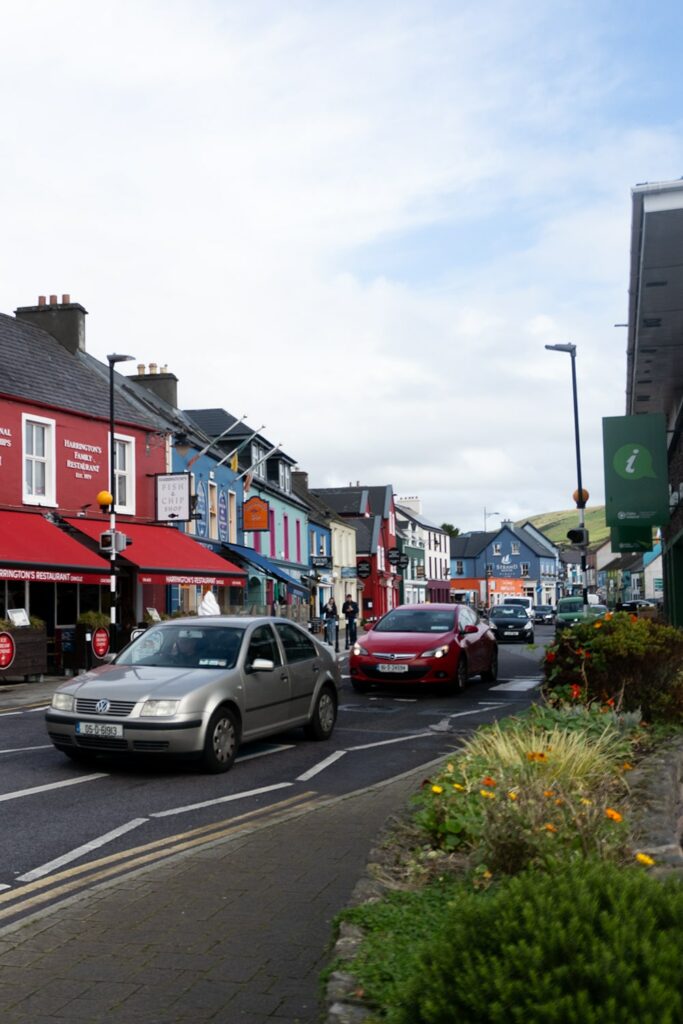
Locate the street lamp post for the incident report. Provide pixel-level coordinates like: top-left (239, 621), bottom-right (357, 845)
top-left (545, 343), bottom-right (588, 612)
top-left (483, 508), bottom-right (499, 532)
top-left (106, 353), bottom-right (135, 651)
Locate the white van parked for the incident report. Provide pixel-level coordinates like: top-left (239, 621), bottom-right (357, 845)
top-left (501, 596), bottom-right (534, 619)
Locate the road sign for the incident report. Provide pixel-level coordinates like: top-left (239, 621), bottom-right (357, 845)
top-left (357, 560), bottom-right (371, 579)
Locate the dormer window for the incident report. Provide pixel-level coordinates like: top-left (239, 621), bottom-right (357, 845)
top-left (278, 462), bottom-right (291, 492)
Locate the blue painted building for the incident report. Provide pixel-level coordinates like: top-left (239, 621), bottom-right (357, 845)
top-left (450, 521), bottom-right (560, 607)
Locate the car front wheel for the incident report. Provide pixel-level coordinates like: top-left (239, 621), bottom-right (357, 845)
top-left (454, 655), bottom-right (468, 692)
top-left (201, 706), bottom-right (239, 773)
top-left (304, 684), bottom-right (338, 740)
top-left (481, 648), bottom-right (498, 683)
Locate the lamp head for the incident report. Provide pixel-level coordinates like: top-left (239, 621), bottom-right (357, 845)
top-left (545, 343), bottom-right (576, 355)
top-left (97, 489), bottom-right (113, 511)
top-left (107, 353), bottom-right (135, 366)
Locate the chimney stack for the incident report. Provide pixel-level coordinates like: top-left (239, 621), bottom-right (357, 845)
top-left (128, 362), bottom-right (179, 408)
top-left (15, 294), bottom-right (87, 354)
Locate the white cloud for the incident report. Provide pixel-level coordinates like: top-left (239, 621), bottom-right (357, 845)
top-left (1, 1), bottom-right (682, 531)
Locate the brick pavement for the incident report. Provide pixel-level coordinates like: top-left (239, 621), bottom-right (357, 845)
top-left (0, 707), bottom-right (428, 1024)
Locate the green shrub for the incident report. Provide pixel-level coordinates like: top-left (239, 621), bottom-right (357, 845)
top-left (77, 610), bottom-right (110, 629)
top-left (543, 612), bottom-right (683, 722)
top-left (391, 860), bottom-right (683, 1024)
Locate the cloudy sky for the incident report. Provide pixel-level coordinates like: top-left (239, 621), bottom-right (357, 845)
top-left (2, 0), bottom-right (682, 532)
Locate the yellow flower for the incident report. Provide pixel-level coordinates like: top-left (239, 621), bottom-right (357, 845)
top-left (431, 785), bottom-right (444, 795)
top-left (593, 620), bottom-right (603, 629)
top-left (542, 823), bottom-right (557, 833)
top-left (480, 789), bottom-right (496, 800)
top-left (605, 807), bottom-right (623, 822)
top-left (453, 782), bottom-right (465, 791)
top-left (543, 789), bottom-right (555, 798)
top-left (507, 791), bottom-right (518, 801)
top-left (526, 751), bottom-right (548, 763)
top-left (635, 853), bottom-right (655, 867)
top-left (580, 798), bottom-right (593, 806)
top-left (555, 798), bottom-right (564, 806)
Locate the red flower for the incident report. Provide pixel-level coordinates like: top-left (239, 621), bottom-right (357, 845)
top-left (570, 683), bottom-right (582, 700)
top-left (545, 651), bottom-right (557, 663)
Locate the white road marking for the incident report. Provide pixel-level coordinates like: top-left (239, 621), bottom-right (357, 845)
top-left (490, 678), bottom-right (540, 691)
top-left (0, 774), bottom-right (108, 803)
top-left (0, 744), bottom-right (54, 754)
top-left (0, 712), bottom-right (22, 718)
top-left (0, 884), bottom-right (10, 891)
top-left (296, 750), bottom-right (347, 781)
top-left (26, 705), bottom-right (50, 713)
top-left (237, 744), bottom-right (294, 762)
top-left (150, 781), bottom-right (293, 818)
top-left (348, 732), bottom-right (434, 751)
top-left (16, 819), bottom-right (149, 882)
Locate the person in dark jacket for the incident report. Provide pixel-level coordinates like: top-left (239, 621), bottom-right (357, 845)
top-left (342, 593), bottom-right (359, 644)
top-left (322, 598), bottom-right (338, 644)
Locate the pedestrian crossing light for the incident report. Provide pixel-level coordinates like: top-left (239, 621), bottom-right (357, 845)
top-left (567, 527), bottom-right (589, 546)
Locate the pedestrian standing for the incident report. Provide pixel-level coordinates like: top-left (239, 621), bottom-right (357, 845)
top-left (322, 597), bottom-right (338, 645)
top-left (342, 593), bottom-right (360, 644)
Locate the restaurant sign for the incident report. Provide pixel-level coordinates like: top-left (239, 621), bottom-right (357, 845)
top-left (243, 495), bottom-right (269, 532)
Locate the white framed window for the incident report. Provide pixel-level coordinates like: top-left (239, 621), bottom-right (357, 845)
top-left (251, 442), bottom-right (266, 480)
top-left (228, 490), bottom-right (237, 543)
top-left (208, 481), bottom-right (218, 539)
top-left (493, 543), bottom-right (501, 555)
top-left (456, 560), bottom-right (464, 575)
top-left (278, 462), bottom-right (291, 492)
top-left (22, 414), bottom-right (56, 506)
top-left (111, 433), bottom-right (136, 515)
top-left (521, 562), bottom-right (530, 577)
top-left (511, 542), bottom-right (520, 555)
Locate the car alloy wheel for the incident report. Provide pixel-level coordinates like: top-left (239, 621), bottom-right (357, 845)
top-left (201, 706), bottom-right (238, 773)
top-left (304, 684), bottom-right (337, 740)
top-left (481, 648), bottom-right (498, 683)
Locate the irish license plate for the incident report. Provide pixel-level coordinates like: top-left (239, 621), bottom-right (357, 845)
top-left (504, 631), bottom-right (518, 637)
top-left (378, 664), bottom-right (409, 673)
top-left (75, 722), bottom-right (124, 738)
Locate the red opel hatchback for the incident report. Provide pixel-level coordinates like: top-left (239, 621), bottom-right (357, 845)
top-left (349, 603), bottom-right (497, 693)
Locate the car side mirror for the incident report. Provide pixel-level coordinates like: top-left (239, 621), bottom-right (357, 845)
top-left (461, 624), bottom-right (478, 636)
top-left (246, 657), bottom-right (275, 673)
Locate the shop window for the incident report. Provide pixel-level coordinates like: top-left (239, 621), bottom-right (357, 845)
top-left (112, 434), bottom-right (136, 515)
top-left (23, 414), bottom-right (56, 506)
top-left (56, 584), bottom-right (78, 626)
top-left (208, 481), bottom-right (218, 539)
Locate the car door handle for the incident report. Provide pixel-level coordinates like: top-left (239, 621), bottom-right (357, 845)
top-left (280, 672), bottom-right (288, 682)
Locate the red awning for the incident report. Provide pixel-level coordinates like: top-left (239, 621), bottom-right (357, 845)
top-left (66, 519), bottom-right (246, 586)
top-left (0, 511), bottom-right (111, 584)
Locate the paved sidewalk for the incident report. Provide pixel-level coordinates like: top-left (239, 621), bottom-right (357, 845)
top-left (0, 682), bottom-right (428, 1022)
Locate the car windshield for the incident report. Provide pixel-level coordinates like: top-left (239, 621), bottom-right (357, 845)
top-left (374, 609), bottom-right (456, 633)
top-left (491, 607), bottom-right (528, 620)
top-left (589, 605), bottom-right (608, 616)
top-left (558, 599), bottom-right (583, 613)
top-left (116, 624), bottom-right (245, 669)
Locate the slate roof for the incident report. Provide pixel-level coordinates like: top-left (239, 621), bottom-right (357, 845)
top-left (0, 312), bottom-right (158, 429)
top-left (450, 532), bottom-right (496, 558)
top-left (312, 487), bottom-right (370, 516)
top-left (346, 515), bottom-right (380, 555)
top-left (395, 503), bottom-right (443, 532)
top-left (291, 476), bottom-right (348, 530)
top-left (186, 408), bottom-right (297, 466)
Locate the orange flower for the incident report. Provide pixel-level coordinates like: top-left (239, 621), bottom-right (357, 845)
top-left (526, 751), bottom-right (548, 763)
top-left (630, 614), bottom-right (638, 622)
top-left (621, 762), bottom-right (634, 772)
top-left (543, 789), bottom-right (555, 798)
top-left (593, 621), bottom-right (603, 630)
top-left (507, 791), bottom-right (518, 801)
top-left (481, 776), bottom-right (497, 787)
top-left (542, 823), bottom-right (557, 833)
top-left (605, 808), bottom-right (623, 822)
top-left (555, 798), bottom-right (564, 806)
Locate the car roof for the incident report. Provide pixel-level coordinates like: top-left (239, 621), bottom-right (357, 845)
top-left (147, 616), bottom-right (296, 627)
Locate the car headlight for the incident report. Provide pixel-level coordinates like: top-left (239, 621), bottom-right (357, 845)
top-left (352, 643), bottom-right (368, 656)
top-left (422, 644), bottom-right (450, 659)
top-left (52, 692), bottom-right (74, 712)
top-left (140, 699), bottom-right (180, 717)
top-left (524, 621), bottom-right (533, 631)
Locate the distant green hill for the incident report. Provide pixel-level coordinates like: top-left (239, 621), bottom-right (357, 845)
top-left (518, 507), bottom-right (608, 548)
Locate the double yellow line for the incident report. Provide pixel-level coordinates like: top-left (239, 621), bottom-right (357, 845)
top-left (0, 790), bottom-right (320, 926)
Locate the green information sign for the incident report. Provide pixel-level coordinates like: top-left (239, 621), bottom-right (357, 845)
top-left (603, 414), bottom-right (670, 527)
top-left (610, 525), bottom-right (653, 553)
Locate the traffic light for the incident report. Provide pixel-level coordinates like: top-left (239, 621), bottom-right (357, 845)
top-left (567, 527), bottom-right (589, 546)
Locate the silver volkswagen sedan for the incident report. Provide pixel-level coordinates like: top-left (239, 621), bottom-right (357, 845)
top-left (46, 617), bottom-right (340, 773)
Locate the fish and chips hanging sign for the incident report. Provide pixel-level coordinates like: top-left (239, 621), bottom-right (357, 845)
top-left (243, 495), bottom-right (269, 532)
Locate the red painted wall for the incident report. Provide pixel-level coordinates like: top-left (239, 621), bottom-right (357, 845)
top-left (0, 397), bottom-right (165, 519)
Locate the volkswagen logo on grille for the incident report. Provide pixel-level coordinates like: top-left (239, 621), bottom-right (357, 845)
top-left (95, 699), bottom-right (110, 714)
